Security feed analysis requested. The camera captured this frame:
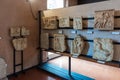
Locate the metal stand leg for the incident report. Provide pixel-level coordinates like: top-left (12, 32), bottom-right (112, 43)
top-left (68, 57), bottom-right (72, 76)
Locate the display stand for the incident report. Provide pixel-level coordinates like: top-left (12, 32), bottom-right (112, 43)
top-left (12, 36), bottom-right (25, 76)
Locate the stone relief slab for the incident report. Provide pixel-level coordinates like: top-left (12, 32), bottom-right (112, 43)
top-left (59, 17), bottom-right (71, 27)
top-left (10, 27), bottom-right (20, 37)
top-left (12, 38), bottom-right (27, 51)
top-left (94, 9), bottom-right (114, 30)
top-left (41, 33), bottom-right (49, 49)
top-left (53, 34), bottom-right (66, 52)
top-left (21, 26), bottom-right (30, 36)
top-left (73, 17), bottom-right (83, 29)
top-left (71, 35), bottom-right (84, 57)
top-left (42, 16), bottom-right (57, 29)
top-left (93, 38), bottom-right (114, 61)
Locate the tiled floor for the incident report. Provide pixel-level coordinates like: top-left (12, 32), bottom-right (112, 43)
top-left (49, 56), bottom-right (120, 80)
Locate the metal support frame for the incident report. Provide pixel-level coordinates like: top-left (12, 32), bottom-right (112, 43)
top-left (13, 49), bottom-right (24, 76)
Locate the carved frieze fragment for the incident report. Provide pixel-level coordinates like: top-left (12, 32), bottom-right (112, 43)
top-left (59, 17), bottom-right (71, 27)
top-left (10, 27), bottom-right (20, 37)
top-left (71, 35), bottom-right (84, 57)
top-left (73, 17), bottom-right (83, 29)
top-left (42, 16), bottom-right (57, 29)
top-left (12, 38), bottom-right (27, 51)
top-left (94, 9), bottom-right (114, 30)
top-left (53, 34), bottom-right (66, 52)
top-left (93, 38), bottom-right (114, 61)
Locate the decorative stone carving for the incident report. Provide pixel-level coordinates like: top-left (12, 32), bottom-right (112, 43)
top-left (10, 27), bottom-right (20, 37)
top-left (94, 9), bottom-right (114, 30)
top-left (93, 38), bottom-right (114, 61)
top-left (71, 35), bottom-right (84, 57)
top-left (12, 38), bottom-right (27, 51)
top-left (42, 16), bottom-right (57, 29)
top-left (73, 17), bottom-right (83, 29)
top-left (21, 26), bottom-right (30, 36)
top-left (41, 33), bottom-right (49, 49)
top-left (59, 17), bottom-right (71, 27)
top-left (53, 34), bottom-right (66, 52)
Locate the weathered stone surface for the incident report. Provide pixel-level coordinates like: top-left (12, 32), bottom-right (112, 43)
top-left (42, 16), bottom-right (57, 29)
top-left (59, 17), bottom-right (71, 27)
top-left (93, 38), bottom-right (114, 61)
top-left (10, 27), bottom-right (20, 37)
top-left (21, 26), bottom-right (30, 36)
top-left (12, 38), bottom-right (27, 51)
top-left (41, 33), bottom-right (49, 49)
top-left (53, 34), bottom-right (66, 52)
top-left (71, 35), bottom-right (84, 57)
top-left (73, 17), bottom-right (83, 29)
top-left (0, 58), bottom-right (7, 79)
top-left (94, 9), bottom-right (114, 30)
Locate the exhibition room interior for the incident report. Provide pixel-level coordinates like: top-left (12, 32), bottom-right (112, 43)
top-left (0, 0), bottom-right (120, 80)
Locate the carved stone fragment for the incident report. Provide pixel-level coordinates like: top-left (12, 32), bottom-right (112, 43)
top-left (59, 17), bottom-right (71, 27)
top-left (21, 26), bottom-right (30, 36)
top-left (93, 38), bottom-right (114, 61)
top-left (94, 9), bottom-right (114, 30)
top-left (10, 27), bottom-right (20, 37)
top-left (12, 38), bottom-right (27, 51)
top-left (73, 17), bottom-right (83, 29)
top-left (42, 16), bottom-right (57, 29)
top-left (71, 35), bottom-right (84, 57)
top-left (53, 34), bottom-right (66, 52)
top-left (41, 33), bottom-right (49, 49)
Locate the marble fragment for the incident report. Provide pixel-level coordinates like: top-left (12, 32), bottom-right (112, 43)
top-left (93, 38), bottom-right (114, 61)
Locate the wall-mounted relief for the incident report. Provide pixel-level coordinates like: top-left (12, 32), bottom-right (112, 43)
top-left (12, 38), bottom-right (27, 51)
top-left (94, 9), bottom-right (114, 30)
top-left (53, 34), bottom-right (66, 52)
top-left (59, 17), bottom-right (71, 27)
top-left (93, 38), bottom-right (114, 61)
top-left (42, 16), bottom-right (57, 29)
top-left (21, 26), bottom-right (30, 36)
top-left (10, 27), bottom-right (21, 37)
top-left (71, 35), bottom-right (84, 57)
top-left (41, 33), bottom-right (49, 49)
top-left (73, 17), bottom-right (83, 29)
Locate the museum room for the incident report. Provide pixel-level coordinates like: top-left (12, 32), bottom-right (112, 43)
top-left (0, 0), bottom-right (120, 80)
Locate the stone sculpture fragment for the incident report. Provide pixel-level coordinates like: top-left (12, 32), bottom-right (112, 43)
top-left (94, 9), bottom-right (114, 30)
top-left (93, 38), bottom-right (114, 61)
top-left (53, 34), bottom-right (66, 52)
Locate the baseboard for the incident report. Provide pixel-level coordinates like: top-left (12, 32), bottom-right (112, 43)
top-left (7, 64), bottom-right (38, 78)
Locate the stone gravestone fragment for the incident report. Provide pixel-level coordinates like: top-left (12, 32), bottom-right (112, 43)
top-left (41, 33), bottom-right (49, 49)
top-left (53, 34), bottom-right (66, 52)
top-left (59, 17), bottom-right (71, 27)
top-left (94, 9), bottom-right (114, 30)
top-left (71, 35), bottom-right (84, 57)
top-left (73, 17), bottom-right (83, 29)
top-left (93, 38), bottom-right (114, 61)
top-left (12, 38), bottom-right (27, 51)
top-left (10, 27), bottom-right (20, 37)
top-left (42, 16), bottom-right (57, 29)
